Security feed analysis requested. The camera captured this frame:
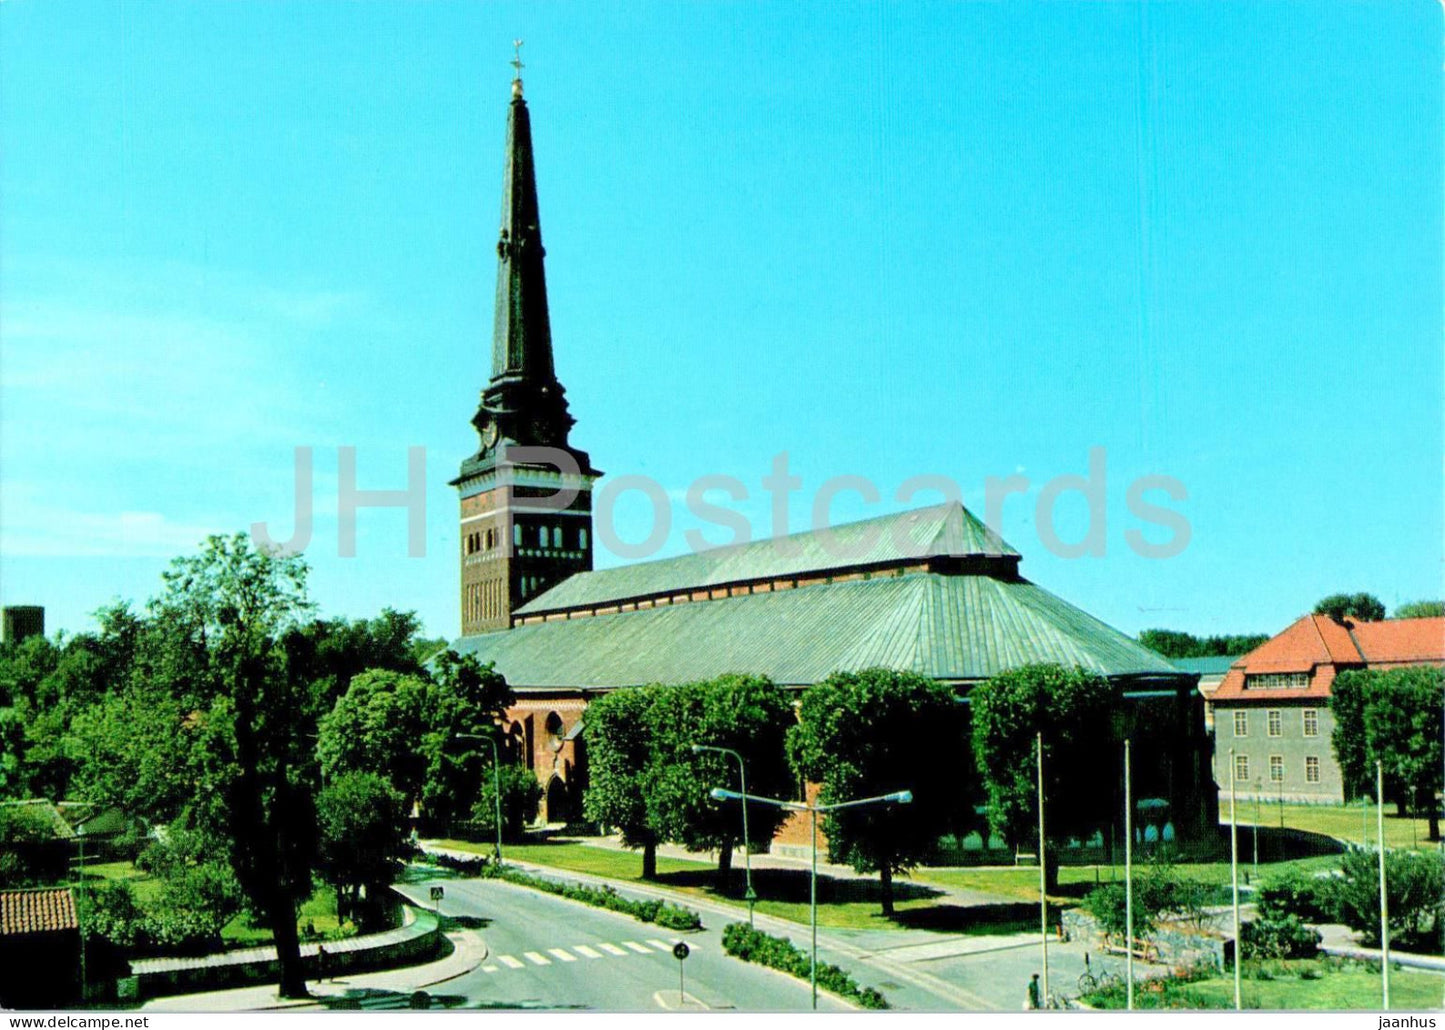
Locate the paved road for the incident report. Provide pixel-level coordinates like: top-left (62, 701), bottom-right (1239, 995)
top-left (397, 876), bottom-right (850, 1012)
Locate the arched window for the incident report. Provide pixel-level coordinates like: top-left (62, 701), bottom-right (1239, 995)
top-left (552, 526), bottom-right (563, 548)
top-left (514, 524), bottom-right (523, 548)
top-left (580, 528), bottom-right (588, 550)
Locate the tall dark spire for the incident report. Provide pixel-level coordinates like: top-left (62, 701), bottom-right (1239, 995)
top-left (456, 56), bottom-right (594, 480)
top-left (490, 68), bottom-right (556, 384)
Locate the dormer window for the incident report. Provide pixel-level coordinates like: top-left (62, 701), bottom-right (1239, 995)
top-left (1245, 672), bottom-right (1310, 690)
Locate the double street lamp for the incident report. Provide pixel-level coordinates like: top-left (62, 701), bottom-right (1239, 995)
top-left (709, 786), bottom-right (911, 1009)
top-left (455, 733), bottom-right (504, 864)
top-left (690, 744), bottom-right (757, 925)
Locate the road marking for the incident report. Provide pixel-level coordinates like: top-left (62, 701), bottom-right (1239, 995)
top-left (524, 951), bottom-right (551, 965)
top-left (572, 945), bottom-right (603, 959)
top-left (548, 948), bottom-right (578, 962)
top-left (598, 942), bottom-right (628, 956)
top-left (482, 965), bottom-right (499, 973)
top-left (647, 939), bottom-right (672, 951)
top-left (498, 955), bottom-right (525, 969)
top-left (623, 941), bottom-right (652, 954)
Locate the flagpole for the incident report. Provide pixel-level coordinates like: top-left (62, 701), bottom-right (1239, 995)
top-left (1230, 748), bottom-right (1241, 1010)
top-left (1037, 731), bottom-right (1049, 1003)
top-left (1125, 739), bottom-right (1134, 1011)
top-left (1377, 760), bottom-right (1390, 1009)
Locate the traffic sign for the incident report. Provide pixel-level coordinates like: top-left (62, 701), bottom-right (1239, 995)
top-left (672, 941), bottom-right (690, 961)
top-left (429, 886), bottom-right (445, 902)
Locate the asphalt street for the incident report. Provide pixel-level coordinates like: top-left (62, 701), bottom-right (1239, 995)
top-left (398, 876), bottom-right (851, 1012)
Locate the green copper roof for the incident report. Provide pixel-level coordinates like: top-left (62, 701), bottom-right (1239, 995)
top-left (516, 501), bottom-right (1018, 615)
top-left (456, 568), bottom-right (1178, 690)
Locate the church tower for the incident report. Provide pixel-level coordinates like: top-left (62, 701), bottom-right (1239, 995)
top-left (452, 61), bottom-right (600, 635)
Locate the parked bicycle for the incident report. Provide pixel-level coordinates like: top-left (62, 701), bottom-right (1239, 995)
top-left (1076, 952), bottom-right (1121, 995)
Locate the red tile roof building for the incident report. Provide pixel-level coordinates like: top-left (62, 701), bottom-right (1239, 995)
top-left (1211, 615), bottom-right (1445, 802)
top-left (0, 887), bottom-right (78, 937)
top-left (0, 888), bottom-right (82, 1008)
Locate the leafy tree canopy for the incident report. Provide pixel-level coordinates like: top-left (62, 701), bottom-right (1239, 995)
top-left (1136, 629), bottom-right (1268, 659)
top-left (788, 667), bottom-right (971, 914)
top-left (1313, 592), bottom-right (1386, 623)
top-left (1393, 600), bottom-right (1445, 619)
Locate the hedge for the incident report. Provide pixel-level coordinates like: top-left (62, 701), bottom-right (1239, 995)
top-left (428, 852), bottom-right (702, 931)
top-left (721, 922), bottom-right (888, 1009)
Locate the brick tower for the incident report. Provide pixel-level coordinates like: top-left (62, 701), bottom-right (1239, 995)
top-left (452, 67), bottom-right (599, 635)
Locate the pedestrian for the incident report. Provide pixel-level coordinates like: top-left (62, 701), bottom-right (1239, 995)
top-left (1026, 972), bottom-right (1041, 1010)
top-left (317, 945), bottom-right (330, 984)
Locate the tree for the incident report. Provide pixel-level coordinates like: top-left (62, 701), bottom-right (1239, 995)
top-left (317, 670), bottom-right (436, 804)
top-left (788, 668), bottom-right (971, 916)
top-left (1332, 666), bottom-right (1444, 837)
top-left (582, 686), bottom-right (664, 878)
top-left (155, 533), bottom-right (316, 998)
top-left (970, 664), bottom-right (1119, 891)
top-left (316, 772), bottom-right (410, 930)
top-left (1137, 629), bottom-right (1269, 660)
top-left (645, 674), bottom-right (795, 886)
top-left (468, 763), bottom-right (543, 843)
top-left (1394, 601), bottom-right (1445, 619)
top-left (1313, 593), bottom-right (1385, 623)
top-left (1363, 667), bottom-right (1444, 839)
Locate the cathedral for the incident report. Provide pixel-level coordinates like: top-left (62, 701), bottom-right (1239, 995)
top-left (450, 69), bottom-right (1214, 840)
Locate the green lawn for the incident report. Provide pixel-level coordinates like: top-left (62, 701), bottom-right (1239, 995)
top-left (77, 860), bottom-right (353, 948)
top-left (1087, 959), bottom-right (1445, 1010)
top-left (435, 840), bottom-right (961, 931)
top-left (913, 855), bottom-right (1343, 904)
top-left (1227, 801), bottom-right (1438, 850)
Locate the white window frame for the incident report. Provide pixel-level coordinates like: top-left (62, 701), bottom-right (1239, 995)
top-left (1233, 710), bottom-right (1248, 737)
top-left (1267, 709), bottom-right (1282, 738)
top-left (1269, 755), bottom-right (1284, 782)
top-left (1303, 709), bottom-right (1319, 737)
top-left (1305, 756), bottom-right (1321, 783)
top-left (1234, 754), bottom-right (1249, 782)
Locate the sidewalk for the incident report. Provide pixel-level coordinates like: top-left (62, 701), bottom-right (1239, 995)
top-left (1317, 923), bottom-right (1445, 972)
top-left (140, 927), bottom-right (488, 1012)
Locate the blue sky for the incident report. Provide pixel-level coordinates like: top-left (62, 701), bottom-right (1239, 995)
top-left (2, 1), bottom-right (1440, 642)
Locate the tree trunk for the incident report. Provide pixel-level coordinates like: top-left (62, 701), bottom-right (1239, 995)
top-left (1428, 810), bottom-right (1440, 843)
top-left (1395, 798), bottom-right (1407, 817)
top-left (269, 890), bottom-right (308, 998)
top-left (879, 863), bottom-right (894, 917)
top-left (1043, 845), bottom-right (1060, 895)
top-left (642, 841), bottom-right (657, 880)
top-left (716, 841), bottom-right (733, 890)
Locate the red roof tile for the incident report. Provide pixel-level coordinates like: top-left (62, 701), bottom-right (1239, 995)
top-left (0, 888), bottom-right (78, 936)
top-left (1353, 617), bottom-right (1445, 664)
top-left (1211, 615), bottom-right (1445, 705)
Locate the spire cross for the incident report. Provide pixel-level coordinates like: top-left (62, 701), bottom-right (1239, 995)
top-left (510, 39), bottom-right (525, 79)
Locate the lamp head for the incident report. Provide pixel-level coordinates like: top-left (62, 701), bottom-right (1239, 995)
top-left (709, 787), bottom-right (729, 801)
top-left (888, 791), bottom-right (913, 805)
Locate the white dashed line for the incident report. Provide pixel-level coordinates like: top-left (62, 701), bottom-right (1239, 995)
top-left (524, 951), bottom-right (551, 965)
top-left (548, 948), bottom-right (578, 962)
top-left (647, 939), bottom-right (672, 951)
top-left (623, 941), bottom-right (652, 954)
top-left (572, 945), bottom-right (603, 958)
top-left (498, 955), bottom-right (525, 969)
top-left (598, 942), bottom-right (628, 956)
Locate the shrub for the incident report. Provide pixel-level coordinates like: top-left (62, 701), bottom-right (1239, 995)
top-left (1257, 872), bottom-right (1335, 924)
top-left (1241, 914), bottom-right (1321, 960)
top-left (721, 922), bottom-right (888, 1009)
top-left (479, 863), bottom-right (704, 931)
top-left (1334, 847), bottom-right (1444, 950)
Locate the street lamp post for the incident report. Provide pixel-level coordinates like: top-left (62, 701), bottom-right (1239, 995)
top-left (691, 744), bottom-right (757, 925)
top-left (456, 733), bottom-right (504, 864)
top-left (1229, 748), bottom-right (1241, 1011)
top-left (710, 786), bottom-right (911, 1009)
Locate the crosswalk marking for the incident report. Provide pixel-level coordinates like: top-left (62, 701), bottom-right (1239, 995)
top-left (598, 942), bottom-right (628, 956)
top-left (498, 955), bottom-right (525, 969)
top-left (548, 948), bottom-right (578, 962)
top-left (572, 945), bottom-right (603, 959)
top-left (623, 941), bottom-right (652, 954)
top-left (482, 965), bottom-right (499, 973)
top-left (524, 951), bottom-right (551, 965)
top-left (646, 939), bottom-right (671, 951)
